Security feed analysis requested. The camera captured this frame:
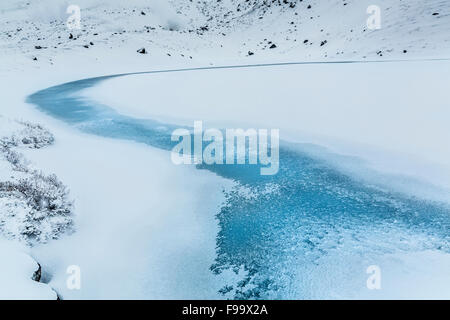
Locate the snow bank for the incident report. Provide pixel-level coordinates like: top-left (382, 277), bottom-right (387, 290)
top-left (1, 0), bottom-right (449, 76)
top-left (0, 239), bottom-right (57, 299)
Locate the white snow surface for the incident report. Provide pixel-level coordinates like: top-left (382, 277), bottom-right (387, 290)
top-left (0, 239), bottom-right (57, 300)
top-left (0, 0), bottom-right (449, 299)
top-left (27, 135), bottom-right (236, 299)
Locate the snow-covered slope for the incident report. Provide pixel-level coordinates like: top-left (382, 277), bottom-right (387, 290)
top-left (1, 0), bottom-right (449, 74)
top-left (186, 0), bottom-right (450, 59)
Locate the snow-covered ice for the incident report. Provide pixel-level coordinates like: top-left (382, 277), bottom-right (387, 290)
top-left (81, 60), bottom-right (450, 202)
top-left (0, 0), bottom-right (449, 299)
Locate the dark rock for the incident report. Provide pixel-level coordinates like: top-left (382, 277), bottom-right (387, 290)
top-left (137, 48), bottom-right (147, 54)
top-left (269, 44), bottom-right (277, 49)
top-left (32, 263), bottom-right (42, 282)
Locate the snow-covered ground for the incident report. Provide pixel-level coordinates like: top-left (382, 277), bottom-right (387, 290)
top-left (0, 0), bottom-right (449, 299)
top-left (0, 239), bottom-right (57, 299)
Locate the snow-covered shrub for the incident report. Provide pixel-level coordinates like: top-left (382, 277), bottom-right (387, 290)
top-left (1, 146), bottom-right (29, 172)
top-left (18, 121), bottom-right (54, 148)
top-left (16, 172), bottom-right (72, 213)
top-left (0, 117), bottom-right (73, 245)
top-left (1, 120), bottom-right (54, 149)
top-left (0, 172), bottom-right (74, 245)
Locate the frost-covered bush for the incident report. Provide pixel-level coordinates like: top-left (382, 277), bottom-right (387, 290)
top-left (16, 172), bottom-right (72, 214)
top-left (0, 172), bottom-right (73, 245)
top-left (1, 146), bottom-right (29, 172)
top-left (0, 117), bottom-right (73, 245)
top-left (0, 121), bottom-right (54, 149)
top-left (0, 119), bottom-right (53, 172)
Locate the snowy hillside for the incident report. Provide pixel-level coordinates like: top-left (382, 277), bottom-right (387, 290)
top-left (1, 0), bottom-right (449, 74)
